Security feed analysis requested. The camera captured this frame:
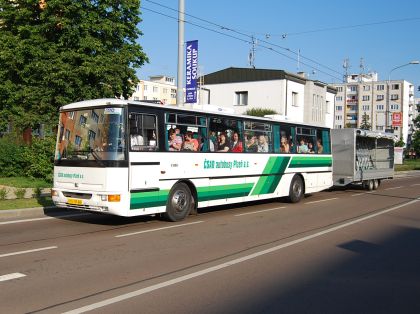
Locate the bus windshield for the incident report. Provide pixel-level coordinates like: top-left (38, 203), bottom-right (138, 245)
top-left (55, 107), bottom-right (126, 162)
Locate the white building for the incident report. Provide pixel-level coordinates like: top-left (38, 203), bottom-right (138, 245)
top-left (333, 73), bottom-right (416, 144)
top-left (199, 67), bottom-right (336, 128)
top-left (130, 75), bottom-right (177, 105)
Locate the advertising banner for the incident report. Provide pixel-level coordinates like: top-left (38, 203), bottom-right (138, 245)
top-left (392, 112), bottom-right (402, 127)
top-left (185, 40), bottom-right (198, 103)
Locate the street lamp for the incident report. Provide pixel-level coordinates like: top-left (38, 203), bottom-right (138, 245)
top-left (386, 60), bottom-right (419, 132)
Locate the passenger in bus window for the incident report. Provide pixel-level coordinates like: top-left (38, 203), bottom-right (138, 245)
top-left (246, 135), bottom-right (257, 152)
top-left (230, 132), bottom-right (243, 152)
top-left (297, 138), bottom-right (309, 153)
top-left (257, 135), bottom-right (268, 153)
top-left (182, 131), bottom-right (198, 151)
top-left (217, 133), bottom-right (230, 152)
top-left (168, 129), bottom-right (182, 151)
top-left (130, 128), bottom-right (144, 150)
top-left (317, 139), bottom-right (324, 154)
top-left (307, 142), bottom-right (315, 153)
top-left (280, 136), bottom-right (290, 153)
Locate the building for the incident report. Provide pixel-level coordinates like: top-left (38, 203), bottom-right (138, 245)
top-left (130, 75), bottom-right (177, 105)
top-left (333, 73), bottom-right (416, 143)
top-left (200, 67), bottom-right (336, 128)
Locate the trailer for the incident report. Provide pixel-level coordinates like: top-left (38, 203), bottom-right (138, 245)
top-left (331, 128), bottom-right (394, 190)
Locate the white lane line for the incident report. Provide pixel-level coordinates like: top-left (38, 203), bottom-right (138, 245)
top-left (0, 273), bottom-right (26, 282)
top-left (115, 221), bottom-right (204, 238)
top-left (235, 206), bottom-right (286, 217)
top-left (304, 197), bottom-right (338, 204)
top-left (411, 183), bottom-right (420, 187)
top-left (0, 213), bottom-right (90, 226)
top-left (351, 193), bottom-right (365, 197)
top-left (65, 197), bottom-right (420, 314)
top-left (385, 186), bottom-right (403, 191)
top-left (0, 246), bottom-right (58, 258)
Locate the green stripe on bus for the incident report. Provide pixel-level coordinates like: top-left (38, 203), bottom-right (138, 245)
top-left (289, 156), bottom-right (332, 168)
top-left (197, 183), bottom-right (254, 202)
top-left (130, 190), bottom-right (169, 209)
top-left (251, 156), bottom-right (290, 195)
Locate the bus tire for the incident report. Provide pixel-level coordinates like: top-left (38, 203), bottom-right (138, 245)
top-left (288, 175), bottom-right (304, 203)
top-left (164, 183), bottom-right (193, 222)
top-left (373, 179), bottom-right (379, 190)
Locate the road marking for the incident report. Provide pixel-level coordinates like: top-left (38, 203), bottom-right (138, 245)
top-left (0, 213), bottom-right (90, 226)
top-left (0, 246), bottom-right (57, 258)
top-left (411, 183), bottom-right (420, 187)
top-left (65, 197), bottom-right (420, 314)
top-left (304, 197), bottom-right (338, 204)
top-left (351, 193), bottom-right (365, 197)
top-left (385, 186), bottom-right (403, 190)
top-left (235, 206), bottom-right (286, 217)
top-left (0, 273), bottom-right (26, 282)
top-left (115, 221), bottom-right (204, 238)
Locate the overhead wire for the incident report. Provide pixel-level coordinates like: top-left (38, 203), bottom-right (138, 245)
top-left (141, 1), bottom-right (343, 81)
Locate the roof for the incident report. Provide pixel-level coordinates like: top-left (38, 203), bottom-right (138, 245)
top-left (200, 67), bottom-right (307, 85)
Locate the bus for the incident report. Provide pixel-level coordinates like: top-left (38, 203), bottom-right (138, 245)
top-left (52, 99), bottom-right (333, 221)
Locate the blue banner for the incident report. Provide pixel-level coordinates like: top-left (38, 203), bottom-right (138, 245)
top-left (185, 40), bottom-right (198, 103)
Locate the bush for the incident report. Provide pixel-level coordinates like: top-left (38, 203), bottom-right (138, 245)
top-left (0, 188), bottom-right (7, 200)
top-left (244, 108), bottom-right (278, 117)
top-left (0, 135), bottom-right (26, 177)
top-left (15, 188), bottom-right (26, 199)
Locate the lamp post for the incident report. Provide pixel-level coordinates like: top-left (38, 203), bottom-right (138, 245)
top-left (386, 61), bottom-right (419, 133)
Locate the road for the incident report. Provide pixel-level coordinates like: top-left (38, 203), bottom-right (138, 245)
top-left (1, 172), bottom-right (420, 314)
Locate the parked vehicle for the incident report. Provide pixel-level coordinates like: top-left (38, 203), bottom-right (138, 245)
top-left (331, 128), bottom-right (394, 190)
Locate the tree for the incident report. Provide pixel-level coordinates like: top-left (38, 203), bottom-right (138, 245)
top-left (359, 112), bottom-right (371, 130)
top-left (0, 0), bottom-right (148, 133)
top-left (244, 108), bottom-right (277, 117)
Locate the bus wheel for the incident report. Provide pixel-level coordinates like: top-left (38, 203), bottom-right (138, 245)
top-left (164, 183), bottom-right (192, 222)
top-left (288, 175), bottom-right (304, 203)
top-left (373, 179), bottom-right (379, 190)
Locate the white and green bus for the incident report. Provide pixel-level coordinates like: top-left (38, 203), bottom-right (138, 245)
top-left (52, 99), bottom-right (332, 221)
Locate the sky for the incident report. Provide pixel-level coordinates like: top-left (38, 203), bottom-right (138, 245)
top-left (137, 0), bottom-right (420, 96)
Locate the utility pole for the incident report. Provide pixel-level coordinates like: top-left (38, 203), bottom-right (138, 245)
top-left (176, 0), bottom-right (185, 106)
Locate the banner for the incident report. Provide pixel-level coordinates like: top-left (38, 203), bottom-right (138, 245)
top-left (392, 112), bottom-right (402, 127)
top-left (185, 40), bottom-right (198, 103)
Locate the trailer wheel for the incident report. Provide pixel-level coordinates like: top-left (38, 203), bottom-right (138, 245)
top-left (366, 180), bottom-right (374, 191)
top-left (164, 183), bottom-right (193, 222)
top-left (373, 179), bottom-right (379, 190)
top-left (288, 175), bottom-right (304, 203)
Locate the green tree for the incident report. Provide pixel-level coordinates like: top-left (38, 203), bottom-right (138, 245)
top-left (0, 0), bottom-right (148, 133)
top-left (244, 108), bottom-right (277, 117)
top-left (360, 112), bottom-right (371, 130)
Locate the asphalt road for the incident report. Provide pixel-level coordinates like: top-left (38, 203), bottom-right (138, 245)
top-left (1, 172), bottom-right (420, 314)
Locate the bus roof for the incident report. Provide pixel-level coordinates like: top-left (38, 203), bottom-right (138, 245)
top-left (60, 98), bottom-right (330, 129)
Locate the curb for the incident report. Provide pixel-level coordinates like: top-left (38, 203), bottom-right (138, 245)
top-left (0, 206), bottom-right (61, 220)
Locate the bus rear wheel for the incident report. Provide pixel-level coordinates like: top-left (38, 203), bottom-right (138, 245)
top-left (164, 183), bottom-right (193, 222)
top-left (288, 175), bottom-right (304, 203)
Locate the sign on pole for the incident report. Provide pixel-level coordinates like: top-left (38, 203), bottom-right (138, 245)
top-left (185, 40), bottom-right (198, 103)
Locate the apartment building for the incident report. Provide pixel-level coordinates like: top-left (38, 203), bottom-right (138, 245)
top-left (130, 75), bottom-right (177, 105)
top-left (333, 73), bottom-right (416, 143)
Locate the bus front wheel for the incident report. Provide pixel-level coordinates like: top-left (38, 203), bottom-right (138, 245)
top-left (164, 183), bottom-right (193, 222)
top-left (288, 175), bottom-right (304, 203)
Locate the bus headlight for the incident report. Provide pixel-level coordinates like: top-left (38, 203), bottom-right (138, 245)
top-left (108, 194), bottom-right (121, 202)
top-left (100, 194), bottom-right (107, 201)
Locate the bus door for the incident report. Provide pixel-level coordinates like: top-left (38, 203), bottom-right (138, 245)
top-left (129, 113), bottom-right (160, 190)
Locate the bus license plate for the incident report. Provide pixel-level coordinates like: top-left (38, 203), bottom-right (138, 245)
top-left (67, 198), bottom-right (83, 205)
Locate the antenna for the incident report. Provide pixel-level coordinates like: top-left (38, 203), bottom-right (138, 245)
top-left (343, 58), bottom-right (350, 82)
top-left (359, 57), bottom-right (365, 81)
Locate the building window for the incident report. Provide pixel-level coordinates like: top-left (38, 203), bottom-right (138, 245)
top-left (377, 85), bottom-right (385, 91)
top-left (362, 105), bottom-right (370, 111)
top-left (348, 86), bottom-right (357, 92)
top-left (75, 135), bottom-right (82, 147)
top-left (392, 84), bottom-right (400, 90)
top-left (335, 115), bottom-right (343, 121)
top-left (153, 86), bottom-right (158, 93)
top-left (377, 95), bottom-right (384, 101)
top-left (336, 96), bottom-right (343, 101)
top-left (91, 110), bottom-right (99, 123)
top-left (391, 94), bottom-right (399, 100)
top-left (292, 92), bottom-right (299, 107)
top-left (337, 86), bottom-right (343, 92)
top-left (376, 104), bottom-right (384, 110)
top-left (376, 126), bottom-right (384, 131)
top-left (335, 105), bottom-right (343, 111)
top-left (144, 85), bottom-right (148, 91)
top-left (68, 111), bottom-right (75, 119)
top-left (88, 130), bottom-right (96, 141)
top-left (134, 97), bottom-right (139, 101)
top-left (235, 91), bottom-right (248, 106)
top-left (390, 104), bottom-right (399, 110)
top-left (363, 85), bottom-right (371, 91)
top-left (144, 96), bottom-right (148, 100)
top-left (362, 95), bottom-right (370, 101)
top-left (79, 115), bottom-right (87, 126)
top-left (163, 88), bottom-right (168, 94)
